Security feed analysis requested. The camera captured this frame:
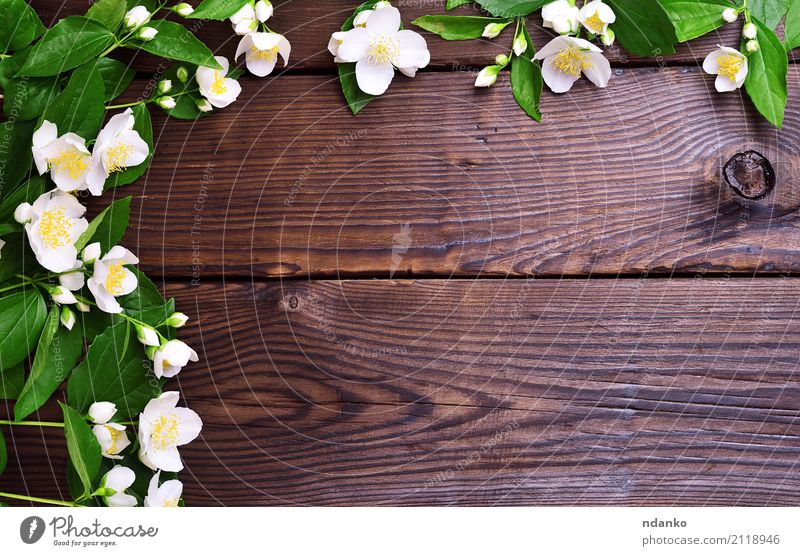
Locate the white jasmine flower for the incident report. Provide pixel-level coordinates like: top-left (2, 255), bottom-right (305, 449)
top-left (236, 32), bottom-right (291, 77)
top-left (542, 0), bottom-right (579, 35)
top-left (102, 467), bottom-right (137, 507)
top-left (14, 201), bottom-right (32, 223)
top-left (702, 45), bottom-right (747, 92)
top-left (89, 401), bottom-right (117, 424)
top-left (578, 0), bottom-right (615, 35)
top-left (353, 0), bottom-right (392, 27)
top-left (482, 21), bottom-right (510, 39)
top-left (254, 0), bottom-right (272, 21)
top-left (60, 306), bottom-right (76, 330)
top-left (173, 2), bottom-right (194, 16)
top-left (32, 121), bottom-right (92, 193)
top-left (156, 96), bottom-right (176, 109)
top-left (50, 285), bottom-right (77, 305)
top-left (137, 26), bottom-right (158, 41)
top-left (136, 324), bottom-right (160, 347)
top-left (144, 472), bottom-right (183, 507)
top-left (152, 339), bottom-right (199, 379)
top-left (165, 312), bottom-right (189, 328)
top-left (24, 190), bottom-right (88, 273)
top-left (534, 35), bottom-right (611, 93)
top-left (332, 6), bottom-right (429, 95)
top-left (138, 391), bottom-right (202, 472)
top-left (196, 56), bottom-right (242, 108)
top-left (93, 422), bottom-right (131, 459)
top-left (722, 7), bottom-right (738, 23)
top-left (229, 3), bottom-right (257, 35)
top-left (474, 65), bottom-right (501, 87)
top-left (124, 6), bottom-right (151, 29)
top-left (742, 22), bottom-right (757, 39)
top-left (86, 108), bottom-right (149, 195)
top-left (86, 244), bottom-right (139, 314)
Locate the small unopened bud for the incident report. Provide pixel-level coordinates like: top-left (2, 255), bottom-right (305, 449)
top-left (474, 65), bottom-right (501, 88)
top-left (195, 98), bottom-right (213, 112)
top-left (742, 22), bottom-right (757, 39)
top-left (482, 22), bottom-right (509, 39)
top-left (551, 15), bottom-right (572, 35)
top-left (513, 35), bottom-right (527, 56)
top-left (135, 324), bottom-right (160, 347)
top-left (165, 312), bottom-right (189, 328)
top-left (124, 6), bottom-right (151, 29)
top-left (50, 286), bottom-right (77, 305)
top-left (157, 96), bottom-right (177, 110)
top-left (601, 28), bottom-right (615, 46)
top-left (82, 242), bottom-right (101, 265)
top-left (746, 39), bottom-right (760, 52)
top-left (255, 0), bottom-right (272, 22)
top-left (60, 306), bottom-right (76, 330)
top-left (158, 79), bottom-right (173, 94)
top-left (173, 2), bottom-right (194, 17)
top-left (722, 7), bottom-right (738, 23)
top-left (14, 202), bottom-right (32, 224)
top-left (145, 345), bottom-right (158, 359)
top-left (176, 66), bottom-right (189, 82)
top-left (495, 53), bottom-right (509, 66)
top-left (76, 301), bottom-right (91, 313)
top-left (234, 18), bottom-right (258, 35)
top-left (137, 26), bottom-right (158, 41)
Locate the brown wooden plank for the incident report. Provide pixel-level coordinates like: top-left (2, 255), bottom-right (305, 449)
top-left (115, 67), bottom-right (800, 278)
top-left (2, 278), bottom-right (799, 505)
top-left (30, 0), bottom-right (797, 70)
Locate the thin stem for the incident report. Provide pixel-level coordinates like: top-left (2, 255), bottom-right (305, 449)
top-left (0, 491), bottom-right (79, 507)
top-left (0, 420), bottom-right (64, 427)
top-left (0, 280), bottom-right (34, 294)
top-left (106, 100), bottom-right (146, 110)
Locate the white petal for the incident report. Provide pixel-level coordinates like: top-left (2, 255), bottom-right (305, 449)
top-left (89, 401), bottom-right (117, 424)
top-left (715, 74), bottom-right (739, 92)
top-left (96, 109), bottom-right (134, 151)
top-left (584, 52), bottom-right (611, 88)
top-left (541, 60), bottom-right (580, 93)
top-left (147, 446), bottom-right (183, 472)
top-left (88, 279), bottom-right (123, 313)
top-left (172, 407), bottom-right (203, 446)
top-left (534, 35), bottom-right (576, 60)
top-left (355, 59), bottom-right (395, 95)
top-left (393, 30), bottom-right (429, 68)
top-left (336, 27), bottom-right (371, 63)
top-left (235, 33), bottom-right (252, 61)
top-left (366, 5), bottom-right (401, 35)
top-left (702, 49), bottom-right (723, 75)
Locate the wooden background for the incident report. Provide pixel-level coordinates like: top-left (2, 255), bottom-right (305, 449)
top-left (2, 0), bottom-right (800, 505)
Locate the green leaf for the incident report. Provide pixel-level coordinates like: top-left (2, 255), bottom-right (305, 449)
top-left (188, 0), bottom-right (250, 20)
top-left (15, 307), bottom-right (84, 421)
top-left (86, 0), bottom-right (127, 31)
top-left (96, 57), bottom-right (135, 101)
top-left (156, 64), bottom-right (208, 120)
top-left (607, 0), bottom-right (677, 56)
top-left (0, 428), bottom-right (6, 474)
top-left (659, 0), bottom-right (735, 42)
top-left (0, 119), bottom-right (34, 195)
top-left (785, 0), bottom-right (800, 50)
top-left (511, 22), bottom-right (542, 121)
top-left (118, 267), bottom-right (174, 325)
top-left (749, 0), bottom-right (790, 30)
top-left (0, 0), bottom-right (44, 53)
top-left (412, 15), bottom-right (509, 40)
top-left (67, 320), bottom-right (162, 420)
top-left (134, 19), bottom-right (221, 69)
top-left (41, 59), bottom-right (106, 140)
top-left (2, 75), bottom-right (60, 120)
top-left (75, 196), bottom-right (131, 252)
top-left (743, 17), bottom-right (788, 127)
top-left (447, 0), bottom-right (474, 8)
top-left (0, 363), bottom-right (24, 399)
top-left (0, 233), bottom-right (32, 283)
top-left (104, 103), bottom-right (152, 189)
top-left (16, 16), bottom-right (114, 77)
top-left (0, 289), bottom-right (47, 372)
top-left (60, 401), bottom-right (102, 499)
top-left (474, 0), bottom-right (548, 17)
top-left (0, 175), bottom-right (44, 220)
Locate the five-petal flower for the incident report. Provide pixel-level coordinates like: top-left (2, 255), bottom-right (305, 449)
top-left (534, 35), bottom-right (611, 93)
top-left (138, 391), bottom-right (203, 472)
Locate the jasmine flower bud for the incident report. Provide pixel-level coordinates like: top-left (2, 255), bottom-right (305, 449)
top-left (176, 66), bottom-right (189, 82)
top-left (722, 7), bottom-right (738, 23)
top-left (195, 98), bottom-right (213, 112)
top-left (173, 2), bottom-right (194, 16)
top-left (158, 79), bottom-right (173, 94)
top-left (135, 324), bottom-right (160, 347)
top-left (14, 202), bottom-right (32, 224)
top-left (746, 39), bottom-right (759, 52)
top-left (742, 22), bottom-right (757, 39)
top-left (165, 312), bottom-right (189, 328)
top-left (601, 28), bottom-right (615, 46)
top-left (50, 285), bottom-right (77, 305)
top-left (156, 96), bottom-right (176, 110)
top-left (513, 35), bottom-right (527, 56)
top-left (60, 306), bottom-right (76, 330)
top-left (482, 21), bottom-right (510, 39)
top-left (137, 26), bottom-right (158, 41)
top-left (124, 6), bottom-right (151, 29)
top-left (82, 242), bottom-right (101, 264)
top-left (76, 301), bottom-right (91, 313)
top-left (474, 65), bottom-right (501, 87)
top-left (495, 53), bottom-right (509, 66)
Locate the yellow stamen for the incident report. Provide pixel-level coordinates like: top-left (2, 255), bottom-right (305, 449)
top-left (585, 10), bottom-right (605, 33)
top-left (210, 71), bottom-right (228, 95)
top-left (162, 359), bottom-right (172, 370)
top-left (38, 207), bottom-right (74, 249)
top-left (106, 425), bottom-right (124, 455)
top-left (366, 35), bottom-right (399, 65)
top-left (104, 142), bottom-right (134, 174)
top-left (163, 498), bottom-right (179, 507)
top-left (48, 149), bottom-right (89, 180)
top-left (550, 47), bottom-right (591, 77)
top-left (151, 414), bottom-right (180, 451)
top-left (248, 44), bottom-right (278, 63)
top-left (717, 54), bottom-right (744, 82)
top-left (105, 263), bottom-right (127, 295)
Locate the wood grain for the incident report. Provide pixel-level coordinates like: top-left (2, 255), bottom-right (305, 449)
top-left (114, 67), bottom-right (800, 278)
top-left (30, 0), bottom-right (798, 72)
top-left (2, 279), bottom-right (800, 505)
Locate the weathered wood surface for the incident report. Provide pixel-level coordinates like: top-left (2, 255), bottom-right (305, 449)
top-left (2, 279), bottom-right (800, 505)
top-left (31, 0), bottom-right (798, 72)
top-left (116, 67), bottom-right (800, 278)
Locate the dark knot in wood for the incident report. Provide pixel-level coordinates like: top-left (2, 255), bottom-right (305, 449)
top-left (723, 150), bottom-right (775, 200)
